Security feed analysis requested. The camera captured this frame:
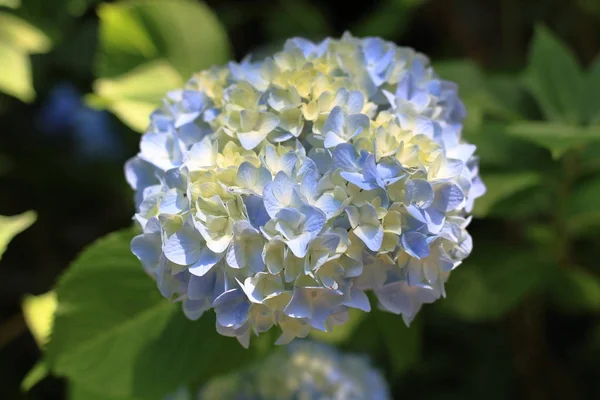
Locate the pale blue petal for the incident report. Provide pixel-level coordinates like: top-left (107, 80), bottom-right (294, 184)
top-left (401, 231), bottom-right (430, 259)
top-left (182, 298), bottom-right (209, 320)
top-left (243, 195), bottom-right (270, 228)
top-left (187, 270), bottom-right (217, 301)
top-left (433, 182), bottom-right (465, 212)
top-left (308, 148), bottom-right (332, 174)
top-left (213, 288), bottom-right (250, 328)
top-left (405, 179), bottom-right (434, 208)
top-left (354, 223), bottom-right (384, 252)
top-left (163, 227), bottom-right (202, 265)
top-left (344, 286), bottom-right (371, 312)
top-left (188, 247), bottom-right (224, 276)
top-left (284, 288), bottom-right (312, 319)
top-left (159, 188), bottom-right (189, 214)
top-left (131, 233), bottom-right (161, 271)
top-left (322, 106), bottom-right (344, 137)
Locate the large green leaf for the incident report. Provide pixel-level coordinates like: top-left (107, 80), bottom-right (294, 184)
top-left (46, 229), bottom-right (256, 400)
top-left (69, 382), bottom-right (137, 400)
top-left (0, 210), bottom-right (36, 260)
top-left (91, 60), bottom-right (184, 132)
top-left (438, 247), bottom-right (551, 321)
top-left (473, 172), bottom-right (541, 217)
top-left (505, 122), bottom-right (600, 159)
top-left (96, 0), bottom-right (230, 79)
top-left (525, 25), bottom-right (584, 124)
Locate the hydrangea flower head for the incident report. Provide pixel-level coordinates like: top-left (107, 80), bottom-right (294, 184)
top-left (199, 341), bottom-right (390, 399)
top-left (126, 33), bottom-right (485, 347)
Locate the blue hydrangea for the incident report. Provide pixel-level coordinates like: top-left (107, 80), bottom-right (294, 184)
top-left (199, 341), bottom-right (390, 400)
top-left (126, 33), bottom-right (485, 347)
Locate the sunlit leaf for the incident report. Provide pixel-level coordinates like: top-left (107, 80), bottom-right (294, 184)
top-left (22, 291), bottom-right (57, 347)
top-left (0, 0), bottom-right (20, 9)
top-left (0, 11), bottom-right (51, 53)
top-left (0, 42), bottom-right (34, 102)
top-left (0, 210), bottom-right (36, 260)
top-left (0, 12), bottom-right (51, 101)
top-left (93, 60), bottom-right (184, 132)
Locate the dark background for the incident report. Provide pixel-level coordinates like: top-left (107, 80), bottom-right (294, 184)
top-left (2, 0), bottom-right (600, 399)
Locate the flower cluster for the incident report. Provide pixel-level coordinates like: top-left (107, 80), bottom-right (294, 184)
top-left (126, 34), bottom-right (485, 346)
top-left (199, 341), bottom-right (390, 400)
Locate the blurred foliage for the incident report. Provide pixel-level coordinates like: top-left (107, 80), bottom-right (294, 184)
top-left (2, 1), bottom-right (600, 400)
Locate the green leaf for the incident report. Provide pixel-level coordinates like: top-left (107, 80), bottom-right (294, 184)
top-left (586, 56), bottom-right (600, 125)
top-left (0, 0), bottom-right (21, 9)
top-left (46, 229), bottom-right (256, 399)
top-left (93, 60), bottom-right (184, 132)
top-left (568, 175), bottom-right (600, 235)
top-left (438, 247), bottom-right (550, 321)
top-left (526, 25), bottom-right (584, 124)
top-left (265, 0), bottom-right (331, 39)
top-left (67, 0), bottom-right (101, 17)
top-left (548, 267), bottom-right (600, 313)
top-left (0, 210), bottom-right (36, 260)
top-left (352, 0), bottom-right (424, 39)
top-left (464, 122), bottom-right (550, 169)
top-left (486, 74), bottom-right (535, 121)
top-left (506, 122), bottom-right (600, 159)
top-left (96, 0), bottom-right (230, 79)
top-left (69, 382), bottom-right (137, 400)
top-left (473, 172), bottom-right (541, 217)
top-left (21, 361), bottom-right (48, 392)
top-left (310, 308), bottom-right (365, 344)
